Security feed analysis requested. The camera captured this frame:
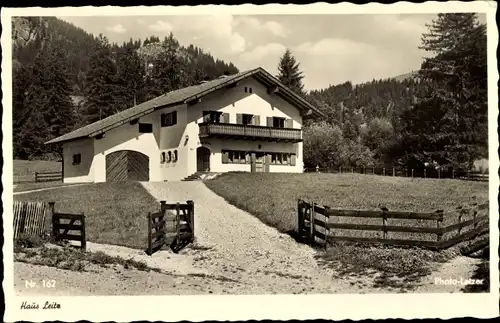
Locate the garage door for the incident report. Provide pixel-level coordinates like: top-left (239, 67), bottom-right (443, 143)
top-left (106, 150), bottom-right (149, 182)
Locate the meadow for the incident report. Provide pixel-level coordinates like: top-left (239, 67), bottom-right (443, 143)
top-left (205, 172), bottom-right (489, 290)
top-left (13, 182), bottom-right (159, 250)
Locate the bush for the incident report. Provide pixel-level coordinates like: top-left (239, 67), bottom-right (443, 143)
top-left (14, 233), bottom-right (46, 250)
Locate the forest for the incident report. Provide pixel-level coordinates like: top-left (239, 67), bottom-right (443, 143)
top-left (11, 14), bottom-right (488, 172)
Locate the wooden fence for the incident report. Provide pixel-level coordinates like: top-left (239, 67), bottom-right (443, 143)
top-left (298, 199), bottom-right (489, 250)
top-left (49, 202), bottom-right (86, 250)
top-left (13, 201), bottom-right (48, 239)
top-left (146, 200), bottom-right (194, 255)
top-left (304, 166), bottom-right (488, 181)
top-left (35, 171), bottom-right (63, 182)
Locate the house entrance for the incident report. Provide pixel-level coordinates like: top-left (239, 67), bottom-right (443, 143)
top-left (196, 147), bottom-right (211, 172)
top-left (251, 152), bottom-right (269, 173)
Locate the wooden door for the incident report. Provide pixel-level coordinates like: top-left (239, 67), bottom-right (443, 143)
top-left (255, 153), bottom-right (265, 172)
top-left (196, 147), bottom-right (210, 172)
top-left (106, 150), bottom-right (149, 182)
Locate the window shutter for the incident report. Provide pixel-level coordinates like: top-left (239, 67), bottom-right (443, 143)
top-left (223, 113), bottom-right (230, 123)
top-left (285, 119), bottom-right (293, 128)
top-left (222, 151), bottom-right (229, 164)
top-left (266, 117), bottom-right (273, 127)
top-left (290, 154), bottom-right (296, 166)
top-left (253, 115), bottom-right (260, 126)
top-left (236, 114), bottom-right (243, 124)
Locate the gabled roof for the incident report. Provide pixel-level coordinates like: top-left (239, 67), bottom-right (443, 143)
top-left (46, 67), bottom-right (324, 145)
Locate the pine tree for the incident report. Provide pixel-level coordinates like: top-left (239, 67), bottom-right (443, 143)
top-left (115, 40), bottom-right (146, 110)
top-left (84, 34), bottom-right (118, 123)
top-left (14, 40), bottom-right (75, 158)
top-left (276, 49), bottom-right (306, 96)
top-left (399, 13), bottom-right (487, 170)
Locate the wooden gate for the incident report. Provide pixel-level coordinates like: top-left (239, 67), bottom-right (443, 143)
top-left (106, 150), bottom-right (149, 182)
top-left (146, 200), bottom-right (195, 255)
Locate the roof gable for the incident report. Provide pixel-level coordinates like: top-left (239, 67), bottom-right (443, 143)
top-left (46, 67), bottom-right (323, 145)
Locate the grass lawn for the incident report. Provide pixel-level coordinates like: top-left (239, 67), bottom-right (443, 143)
top-left (13, 159), bottom-right (61, 183)
top-left (206, 172), bottom-right (490, 290)
top-left (13, 182), bottom-right (159, 250)
top-left (206, 172), bottom-right (489, 233)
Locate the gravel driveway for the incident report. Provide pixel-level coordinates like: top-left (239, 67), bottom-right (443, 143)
top-left (141, 181), bottom-right (388, 294)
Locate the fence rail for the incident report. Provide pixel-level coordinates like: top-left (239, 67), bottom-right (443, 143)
top-left (304, 166), bottom-right (488, 181)
top-left (35, 171), bottom-right (63, 183)
top-left (298, 199), bottom-right (489, 250)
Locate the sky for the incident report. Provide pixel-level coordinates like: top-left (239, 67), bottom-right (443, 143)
top-left (58, 14), bottom-right (487, 91)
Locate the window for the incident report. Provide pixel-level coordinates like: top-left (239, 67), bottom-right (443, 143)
top-left (161, 111), bottom-right (177, 127)
top-left (173, 150), bottom-right (178, 162)
top-left (242, 114), bottom-right (254, 125)
top-left (160, 152), bottom-right (165, 164)
top-left (245, 87), bottom-right (253, 93)
top-left (72, 154), bottom-right (81, 165)
top-left (167, 151), bottom-right (172, 163)
top-left (273, 117), bottom-right (285, 128)
top-left (203, 111), bottom-right (223, 123)
top-left (222, 150), bottom-right (249, 164)
top-left (139, 123), bottom-right (153, 133)
top-left (270, 153), bottom-right (294, 166)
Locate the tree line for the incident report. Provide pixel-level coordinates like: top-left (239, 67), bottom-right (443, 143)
top-left (12, 17), bottom-right (238, 159)
top-left (13, 14), bottom-right (487, 173)
top-left (275, 13), bottom-right (487, 172)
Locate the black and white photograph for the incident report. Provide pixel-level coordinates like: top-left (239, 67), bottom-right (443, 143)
top-left (2, 2), bottom-right (499, 322)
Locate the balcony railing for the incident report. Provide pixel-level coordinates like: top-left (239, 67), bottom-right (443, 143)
top-left (199, 122), bottom-right (302, 142)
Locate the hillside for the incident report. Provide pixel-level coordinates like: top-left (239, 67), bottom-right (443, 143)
top-left (11, 17), bottom-right (240, 160)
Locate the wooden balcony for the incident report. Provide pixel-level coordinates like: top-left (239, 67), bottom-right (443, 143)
top-left (198, 122), bottom-right (302, 142)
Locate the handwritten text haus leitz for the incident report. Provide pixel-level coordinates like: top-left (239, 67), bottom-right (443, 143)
top-left (20, 301), bottom-right (61, 310)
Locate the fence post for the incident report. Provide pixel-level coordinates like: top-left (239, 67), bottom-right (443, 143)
top-left (435, 210), bottom-right (444, 247)
top-left (372, 167), bottom-right (375, 174)
top-left (81, 213), bottom-right (86, 251)
top-left (351, 167), bottom-right (354, 174)
top-left (452, 169), bottom-right (455, 179)
top-left (147, 212), bottom-right (152, 255)
top-left (48, 202), bottom-right (56, 238)
top-left (339, 166), bottom-right (342, 173)
top-left (175, 203), bottom-right (181, 241)
top-left (467, 170), bottom-right (470, 179)
top-left (405, 169), bottom-right (408, 177)
top-left (297, 199), bottom-right (303, 234)
top-left (187, 200), bottom-right (195, 242)
top-left (424, 169), bottom-right (427, 178)
top-left (316, 165), bottom-right (319, 173)
top-left (411, 169), bottom-right (414, 178)
top-left (35, 172), bottom-right (38, 183)
top-left (382, 207), bottom-right (388, 240)
top-left (310, 202), bottom-right (315, 243)
top-left (438, 169), bottom-right (441, 179)
top-left (392, 167), bottom-right (395, 177)
top-left (457, 206), bottom-right (464, 236)
top-left (383, 168), bottom-right (386, 176)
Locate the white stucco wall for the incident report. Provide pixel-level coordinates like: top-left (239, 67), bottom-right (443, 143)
top-left (185, 76), bottom-right (304, 174)
top-left (61, 75), bottom-right (305, 183)
top-left (62, 138), bottom-right (95, 183)
top-left (92, 111), bottom-right (161, 182)
top-left (157, 104), bottom-right (190, 181)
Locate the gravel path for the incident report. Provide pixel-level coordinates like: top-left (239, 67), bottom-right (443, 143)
top-left (14, 181), bottom-right (483, 295)
top-left (13, 183), bottom-right (90, 195)
top-left (140, 181), bottom-right (388, 294)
